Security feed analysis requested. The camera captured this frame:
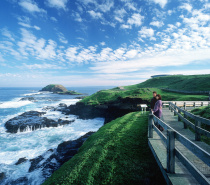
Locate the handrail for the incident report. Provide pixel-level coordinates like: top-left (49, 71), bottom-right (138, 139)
top-left (170, 102), bottom-right (210, 126)
top-left (148, 113), bottom-right (210, 185)
top-left (169, 102), bottom-right (210, 141)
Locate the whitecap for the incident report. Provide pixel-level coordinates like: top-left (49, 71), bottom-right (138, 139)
top-left (0, 100), bottom-right (33, 109)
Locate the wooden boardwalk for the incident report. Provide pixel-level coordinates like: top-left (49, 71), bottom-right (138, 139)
top-left (148, 105), bottom-right (210, 185)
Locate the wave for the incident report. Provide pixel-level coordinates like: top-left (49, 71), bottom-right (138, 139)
top-left (23, 91), bottom-right (52, 96)
top-left (59, 99), bottom-right (80, 106)
top-left (0, 100), bottom-right (33, 109)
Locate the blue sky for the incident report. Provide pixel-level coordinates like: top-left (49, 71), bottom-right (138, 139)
top-left (0, 0), bottom-right (210, 87)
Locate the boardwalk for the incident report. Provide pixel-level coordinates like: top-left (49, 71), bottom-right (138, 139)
top-left (148, 105), bottom-right (210, 185)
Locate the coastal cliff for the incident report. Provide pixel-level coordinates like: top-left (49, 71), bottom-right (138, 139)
top-left (64, 97), bottom-right (149, 124)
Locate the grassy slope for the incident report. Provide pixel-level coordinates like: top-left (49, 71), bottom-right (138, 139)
top-left (43, 112), bottom-right (166, 185)
top-left (81, 88), bottom-right (208, 106)
top-left (191, 106), bottom-right (210, 119)
top-left (125, 74), bottom-right (210, 91)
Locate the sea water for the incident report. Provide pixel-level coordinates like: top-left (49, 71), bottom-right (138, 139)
top-left (0, 87), bottom-right (112, 184)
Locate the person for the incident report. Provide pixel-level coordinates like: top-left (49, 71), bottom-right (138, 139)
top-left (153, 94), bottom-right (164, 131)
top-left (150, 91), bottom-right (157, 111)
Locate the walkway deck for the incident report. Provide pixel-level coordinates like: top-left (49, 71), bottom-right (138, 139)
top-left (148, 107), bottom-right (210, 185)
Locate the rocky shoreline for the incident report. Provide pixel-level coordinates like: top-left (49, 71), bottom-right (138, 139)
top-left (0, 132), bottom-right (94, 185)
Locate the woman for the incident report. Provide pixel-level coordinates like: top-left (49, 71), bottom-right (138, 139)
top-left (153, 94), bottom-right (164, 131)
top-left (153, 94), bottom-right (162, 119)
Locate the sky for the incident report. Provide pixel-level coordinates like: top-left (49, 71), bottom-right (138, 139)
top-left (0, 0), bottom-right (210, 87)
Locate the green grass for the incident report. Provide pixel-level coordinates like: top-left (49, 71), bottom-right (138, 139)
top-left (43, 112), bottom-right (166, 185)
top-left (124, 74), bottom-right (210, 91)
top-left (80, 88), bottom-right (209, 106)
top-left (191, 106), bottom-right (210, 120)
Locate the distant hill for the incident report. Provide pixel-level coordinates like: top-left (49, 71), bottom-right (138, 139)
top-left (124, 74), bottom-right (210, 91)
top-left (41, 84), bottom-right (68, 93)
top-left (80, 74), bottom-right (210, 105)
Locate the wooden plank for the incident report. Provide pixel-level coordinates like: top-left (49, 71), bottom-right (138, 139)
top-left (175, 148), bottom-right (210, 185)
top-left (175, 132), bottom-right (210, 167)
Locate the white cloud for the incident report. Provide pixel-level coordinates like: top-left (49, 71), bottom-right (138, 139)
top-left (19, 0), bottom-right (46, 14)
top-left (88, 10), bottom-right (103, 19)
top-left (22, 63), bottom-right (64, 69)
top-left (90, 48), bottom-right (210, 74)
top-left (138, 27), bottom-right (155, 38)
top-left (127, 13), bottom-right (144, 27)
top-left (17, 28), bottom-right (58, 60)
top-left (150, 21), bottom-right (164, 27)
top-left (45, 0), bottom-right (68, 10)
top-left (74, 12), bottom-right (82, 22)
top-left (100, 42), bottom-right (106, 46)
top-left (98, 0), bottom-right (114, 13)
top-left (57, 32), bottom-right (68, 44)
top-left (151, 0), bottom-right (168, 8)
top-left (114, 8), bottom-right (127, 23)
top-left (179, 3), bottom-right (192, 12)
top-left (50, 17), bottom-right (57, 22)
top-left (121, 24), bottom-right (130, 29)
top-left (1, 28), bottom-right (15, 41)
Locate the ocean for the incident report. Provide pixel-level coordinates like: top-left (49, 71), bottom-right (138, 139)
top-left (0, 86), bottom-right (112, 185)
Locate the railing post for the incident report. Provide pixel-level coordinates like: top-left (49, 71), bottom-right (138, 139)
top-left (195, 120), bottom-right (201, 141)
top-left (184, 102), bottom-right (186, 110)
top-left (171, 104), bottom-right (173, 112)
top-left (183, 112), bottom-right (187, 129)
top-left (201, 102), bottom-right (203, 107)
top-left (167, 129), bottom-right (175, 173)
top-left (193, 102), bottom-right (196, 108)
top-left (148, 114), bottom-right (153, 138)
top-left (169, 103), bottom-right (171, 110)
top-left (178, 109), bottom-right (181, 121)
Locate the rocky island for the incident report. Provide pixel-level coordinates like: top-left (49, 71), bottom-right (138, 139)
top-left (40, 84), bottom-right (83, 95)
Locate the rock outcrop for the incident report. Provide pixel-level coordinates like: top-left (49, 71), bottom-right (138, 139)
top-left (5, 111), bottom-right (75, 133)
top-left (19, 97), bottom-right (36, 102)
top-left (64, 97), bottom-right (149, 124)
top-left (40, 84), bottom-right (68, 93)
top-left (40, 84), bottom-right (83, 95)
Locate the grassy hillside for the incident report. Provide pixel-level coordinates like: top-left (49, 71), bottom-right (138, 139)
top-left (80, 74), bottom-right (210, 106)
top-left (81, 88), bottom-right (209, 106)
top-left (43, 112), bottom-right (166, 185)
top-left (125, 74), bottom-right (210, 91)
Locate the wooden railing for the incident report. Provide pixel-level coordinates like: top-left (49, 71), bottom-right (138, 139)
top-left (169, 102), bottom-right (210, 141)
top-left (148, 112), bottom-right (210, 185)
top-left (162, 101), bottom-right (210, 109)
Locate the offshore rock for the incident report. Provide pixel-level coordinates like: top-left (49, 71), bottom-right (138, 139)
top-left (5, 111), bottom-right (75, 133)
